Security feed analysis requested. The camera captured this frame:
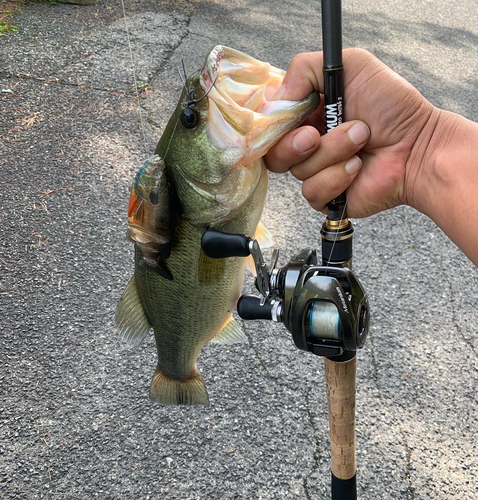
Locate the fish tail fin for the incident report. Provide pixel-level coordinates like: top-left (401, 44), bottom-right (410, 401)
top-left (149, 366), bottom-right (209, 406)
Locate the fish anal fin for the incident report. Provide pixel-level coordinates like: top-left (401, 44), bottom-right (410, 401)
top-left (198, 249), bottom-right (225, 284)
top-left (211, 314), bottom-right (247, 344)
top-left (115, 275), bottom-right (151, 347)
top-left (150, 366), bottom-right (209, 405)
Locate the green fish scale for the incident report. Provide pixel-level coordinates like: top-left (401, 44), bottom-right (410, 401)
top-left (135, 218), bottom-right (246, 380)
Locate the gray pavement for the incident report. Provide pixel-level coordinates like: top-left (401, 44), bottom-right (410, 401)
top-left (1, 0), bottom-right (477, 499)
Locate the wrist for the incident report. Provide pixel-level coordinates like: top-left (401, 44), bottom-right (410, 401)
top-left (406, 107), bottom-right (478, 264)
top-left (405, 107), bottom-right (463, 217)
top-left (404, 105), bottom-right (441, 214)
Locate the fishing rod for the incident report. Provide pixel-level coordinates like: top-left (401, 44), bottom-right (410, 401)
top-left (320, 1), bottom-right (360, 499)
top-left (200, 2), bottom-right (368, 498)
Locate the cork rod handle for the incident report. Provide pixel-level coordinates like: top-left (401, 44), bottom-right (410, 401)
top-left (325, 354), bottom-right (357, 497)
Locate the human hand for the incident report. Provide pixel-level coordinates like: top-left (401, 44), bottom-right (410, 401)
top-left (265, 49), bottom-right (440, 218)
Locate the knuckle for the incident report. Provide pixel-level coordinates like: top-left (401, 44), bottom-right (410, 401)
top-left (318, 131), bottom-right (355, 165)
top-left (290, 52), bottom-right (314, 68)
top-left (321, 172), bottom-right (340, 196)
top-left (302, 177), bottom-right (322, 203)
top-left (302, 169), bottom-right (345, 205)
top-left (289, 164), bottom-right (305, 180)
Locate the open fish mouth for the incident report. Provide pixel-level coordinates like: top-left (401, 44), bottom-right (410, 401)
top-left (201, 45), bottom-right (319, 162)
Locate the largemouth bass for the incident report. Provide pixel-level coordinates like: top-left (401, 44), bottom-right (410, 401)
top-left (116, 46), bottom-right (319, 405)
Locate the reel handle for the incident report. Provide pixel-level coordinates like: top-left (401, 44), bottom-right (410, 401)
top-left (201, 230), bottom-right (272, 299)
top-left (237, 295), bottom-right (273, 320)
top-left (201, 230), bottom-right (251, 258)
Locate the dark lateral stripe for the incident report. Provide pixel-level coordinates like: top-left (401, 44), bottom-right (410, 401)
top-left (331, 473), bottom-right (357, 500)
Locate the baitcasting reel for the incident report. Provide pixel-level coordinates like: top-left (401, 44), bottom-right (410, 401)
top-left (201, 230), bottom-right (369, 358)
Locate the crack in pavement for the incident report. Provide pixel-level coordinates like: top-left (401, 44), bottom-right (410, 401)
top-left (440, 259), bottom-right (478, 358)
top-left (243, 322), bottom-right (326, 500)
top-left (243, 326), bottom-right (280, 385)
top-left (399, 427), bottom-right (415, 500)
top-left (369, 229), bottom-right (385, 281)
top-left (367, 329), bottom-right (384, 400)
top-left (139, 9), bottom-right (194, 131)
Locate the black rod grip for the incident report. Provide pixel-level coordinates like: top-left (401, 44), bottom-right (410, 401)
top-left (331, 473), bottom-right (357, 500)
top-left (201, 230), bottom-right (251, 259)
top-left (237, 295), bottom-right (273, 321)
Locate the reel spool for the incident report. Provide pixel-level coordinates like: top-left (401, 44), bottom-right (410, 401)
top-left (308, 301), bottom-right (341, 341)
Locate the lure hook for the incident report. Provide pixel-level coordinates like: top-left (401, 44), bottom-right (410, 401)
top-left (177, 60), bottom-right (218, 108)
top-left (186, 72), bottom-right (218, 107)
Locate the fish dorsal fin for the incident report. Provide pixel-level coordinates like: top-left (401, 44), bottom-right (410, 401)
top-left (211, 314), bottom-right (247, 344)
top-left (245, 221), bottom-right (273, 276)
top-left (115, 275), bottom-right (151, 346)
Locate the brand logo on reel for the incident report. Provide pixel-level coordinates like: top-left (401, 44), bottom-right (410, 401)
top-left (336, 286), bottom-right (349, 313)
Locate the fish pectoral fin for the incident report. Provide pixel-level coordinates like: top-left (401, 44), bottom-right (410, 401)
top-left (115, 275), bottom-right (151, 346)
top-left (139, 257), bottom-right (173, 280)
top-left (150, 366), bottom-right (209, 406)
top-left (211, 314), bottom-right (247, 344)
top-left (254, 221), bottom-right (273, 249)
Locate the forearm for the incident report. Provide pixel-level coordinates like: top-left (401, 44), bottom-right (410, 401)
top-left (410, 108), bottom-right (478, 265)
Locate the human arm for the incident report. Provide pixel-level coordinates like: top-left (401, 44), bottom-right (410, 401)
top-left (408, 109), bottom-right (478, 265)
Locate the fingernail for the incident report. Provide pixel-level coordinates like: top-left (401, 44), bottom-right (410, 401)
top-left (348, 122), bottom-right (370, 145)
top-left (272, 85), bottom-right (286, 100)
top-left (345, 155), bottom-right (362, 175)
top-left (292, 129), bottom-right (316, 153)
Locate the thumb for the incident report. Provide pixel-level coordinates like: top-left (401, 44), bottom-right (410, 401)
top-left (273, 52), bottom-right (325, 101)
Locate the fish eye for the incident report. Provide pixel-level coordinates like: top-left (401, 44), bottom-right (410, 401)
top-left (180, 107), bottom-right (199, 129)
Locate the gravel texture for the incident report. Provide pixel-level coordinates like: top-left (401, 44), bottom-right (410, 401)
top-left (1, 0), bottom-right (477, 499)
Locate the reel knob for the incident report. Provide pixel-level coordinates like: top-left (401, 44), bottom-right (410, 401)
top-left (201, 230), bottom-right (251, 258)
top-left (237, 295), bottom-right (273, 320)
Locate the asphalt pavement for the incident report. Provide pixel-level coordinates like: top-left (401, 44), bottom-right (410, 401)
top-left (1, 0), bottom-right (477, 499)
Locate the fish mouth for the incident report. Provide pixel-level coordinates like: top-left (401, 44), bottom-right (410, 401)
top-left (201, 45), bottom-right (319, 162)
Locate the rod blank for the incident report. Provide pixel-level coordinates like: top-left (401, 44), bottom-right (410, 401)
top-left (322, 0), bottom-right (343, 68)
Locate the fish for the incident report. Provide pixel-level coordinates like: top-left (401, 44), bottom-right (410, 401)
top-left (115, 45), bottom-right (319, 405)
